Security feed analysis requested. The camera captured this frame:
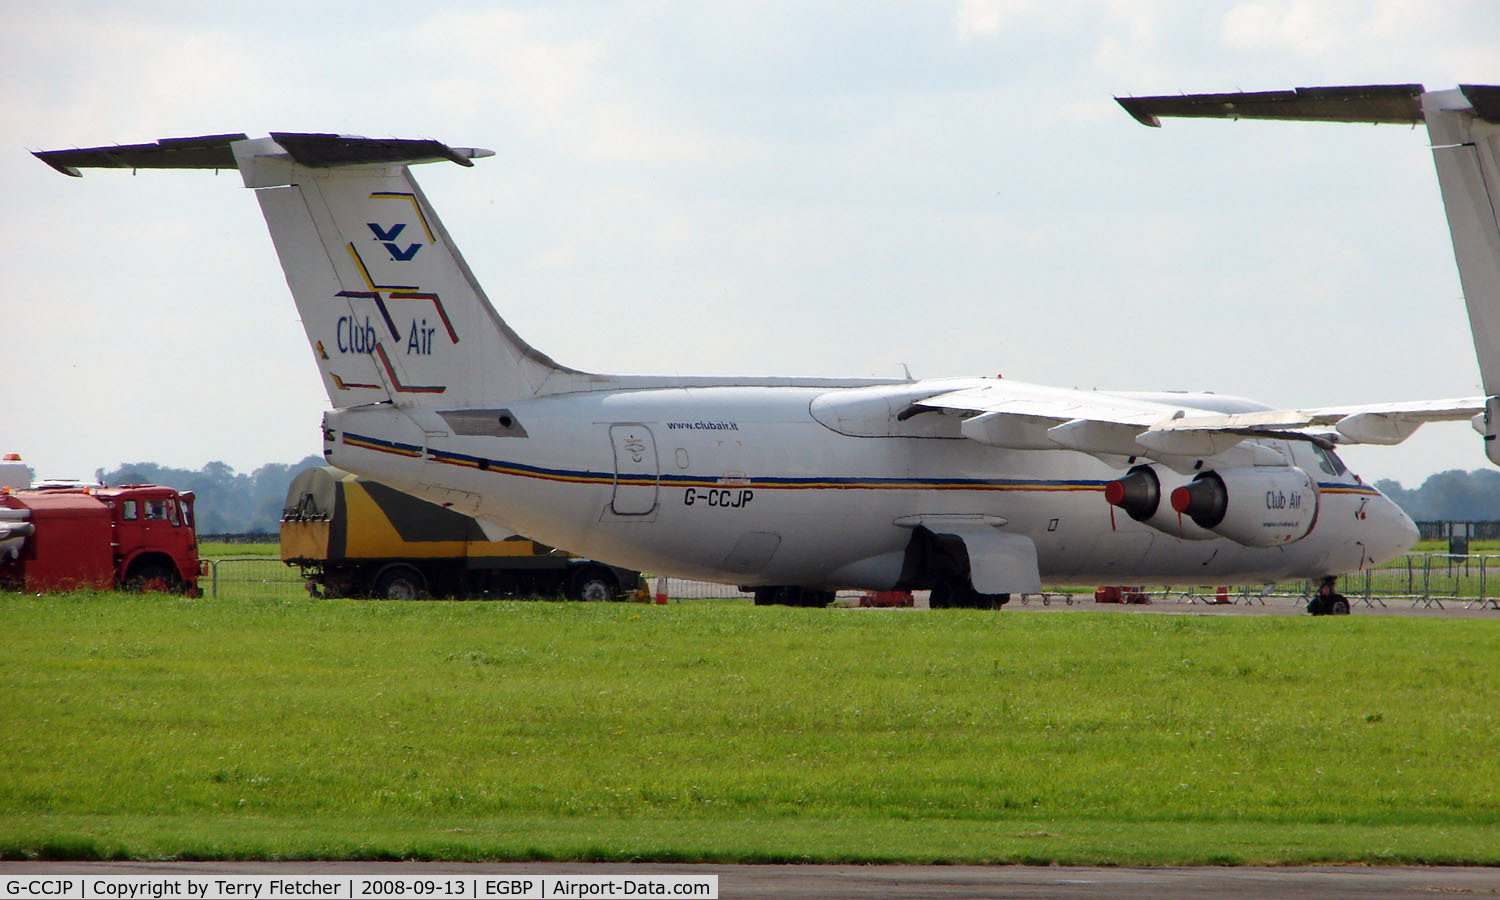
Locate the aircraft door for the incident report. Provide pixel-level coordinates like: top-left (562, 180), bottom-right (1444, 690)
top-left (609, 424), bottom-right (659, 515)
top-left (420, 428), bottom-right (481, 514)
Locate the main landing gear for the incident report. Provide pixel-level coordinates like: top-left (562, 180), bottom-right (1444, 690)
top-left (928, 579), bottom-right (1010, 610)
top-left (753, 586), bottom-right (836, 607)
top-left (1307, 575), bottom-right (1351, 616)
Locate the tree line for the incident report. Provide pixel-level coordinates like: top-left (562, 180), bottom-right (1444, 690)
top-left (1373, 469), bottom-right (1500, 523)
top-left (97, 455), bottom-right (325, 535)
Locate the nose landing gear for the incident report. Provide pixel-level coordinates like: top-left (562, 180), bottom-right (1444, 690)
top-left (1307, 575), bottom-right (1351, 616)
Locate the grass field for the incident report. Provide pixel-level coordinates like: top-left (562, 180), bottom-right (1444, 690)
top-left (2, 590), bottom-right (1498, 864)
top-left (200, 541), bottom-right (280, 560)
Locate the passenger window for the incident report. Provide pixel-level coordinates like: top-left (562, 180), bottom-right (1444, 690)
top-left (179, 501), bottom-right (193, 528)
top-left (145, 499), bottom-right (169, 520)
top-left (122, 500), bottom-right (138, 521)
top-left (168, 501), bottom-right (180, 526)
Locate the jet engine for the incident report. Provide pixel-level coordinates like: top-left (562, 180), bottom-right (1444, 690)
top-left (1103, 465), bottom-right (1216, 541)
top-left (1169, 466), bottom-right (1319, 547)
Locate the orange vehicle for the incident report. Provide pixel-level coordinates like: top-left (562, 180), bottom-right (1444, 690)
top-left (0, 483), bottom-right (202, 594)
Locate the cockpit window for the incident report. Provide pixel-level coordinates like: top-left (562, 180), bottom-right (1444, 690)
top-left (1314, 445), bottom-right (1348, 477)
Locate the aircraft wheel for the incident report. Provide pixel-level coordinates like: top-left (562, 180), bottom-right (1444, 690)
top-left (752, 586), bottom-right (831, 607)
top-left (374, 565), bottom-right (427, 601)
top-left (928, 582), bottom-right (954, 609)
top-left (799, 589), bottom-right (835, 608)
top-left (1309, 576), bottom-right (1348, 616)
top-left (971, 591), bottom-right (1008, 609)
top-left (957, 585), bottom-right (1007, 609)
top-left (930, 581), bottom-right (1005, 609)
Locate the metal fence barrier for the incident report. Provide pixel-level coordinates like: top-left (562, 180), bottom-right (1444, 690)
top-left (205, 557), bottom-right (309, 599)
top-left (654, 578), bottom-right (752, 600)
top-left (1121, 553), bottom-right (1500, 611)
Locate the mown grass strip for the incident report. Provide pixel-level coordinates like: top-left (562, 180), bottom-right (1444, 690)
top-left (2, 592), bottom-right (1497, 863)
top-left (5, 814), bottom-right (1499, 866)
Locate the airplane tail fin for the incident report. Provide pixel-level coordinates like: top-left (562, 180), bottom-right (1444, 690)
top-left (1117, 84), bottom-right (1500, 464)
top-left (35, 133), bottom-right (589, 409)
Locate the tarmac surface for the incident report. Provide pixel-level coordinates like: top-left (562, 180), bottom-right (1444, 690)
top-left (4, 861), bottom-right (1499, 899)
top-left (999, 595), bottom-right (1500, 618)
top-left (837, 587), bottom-right (1500, 617)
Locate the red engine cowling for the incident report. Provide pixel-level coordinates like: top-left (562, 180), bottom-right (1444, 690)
top-left (1169, 466), bottom-right (1319, 547)
top-left (1103, 465), bottom-right (1216, 541)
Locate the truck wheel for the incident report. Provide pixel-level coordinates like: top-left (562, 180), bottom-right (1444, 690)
top-left (125, 562), bottom-right (180, 594)
top-left (568, 567), bottom-right (617, 602)
top-left (374, 566), bottom-right (427, 601)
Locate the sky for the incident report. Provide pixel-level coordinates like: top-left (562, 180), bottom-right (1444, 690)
top-left (3, 0), bottom-right (1497, 488)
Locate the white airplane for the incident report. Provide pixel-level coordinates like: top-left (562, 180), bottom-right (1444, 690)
top-left (35, 84), bottom-right (1499, 612)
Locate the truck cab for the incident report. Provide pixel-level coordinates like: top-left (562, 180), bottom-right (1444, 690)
top-left (98, 485), bottom-right (200, 591)
top-left (0, 483), bottom-right (201, 594)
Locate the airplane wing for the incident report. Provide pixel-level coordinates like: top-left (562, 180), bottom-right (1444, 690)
top-left (1155, 397), bottom-right (1486, 445)
top-left (913, 384), bottom-right (1485, 461)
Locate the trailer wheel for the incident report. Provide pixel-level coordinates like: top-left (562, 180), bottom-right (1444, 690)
top-left (568, 567), bottom-right (617, 602)
top-left (373, 565), bottom-right (428, 601)
top-left (124, 562), bottom-right (180, 594)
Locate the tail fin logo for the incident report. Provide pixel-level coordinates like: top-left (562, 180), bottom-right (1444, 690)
top-left (368, 222), bottom-right (422, 261)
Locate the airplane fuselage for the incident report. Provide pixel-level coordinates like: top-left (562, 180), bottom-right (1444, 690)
top-left (325, 377), bottom-right (1417, 591)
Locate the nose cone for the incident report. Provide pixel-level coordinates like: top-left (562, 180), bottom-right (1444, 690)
top-left (1394, 502), bottom-right (1420, 554)
top-left (1371, 492), bottom-right (1420, 564)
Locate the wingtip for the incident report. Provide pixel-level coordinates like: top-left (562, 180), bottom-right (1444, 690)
top-left (1114, 96), bottom-right (1162, 128)
top-left (33, 151), bottom-right (83, 177)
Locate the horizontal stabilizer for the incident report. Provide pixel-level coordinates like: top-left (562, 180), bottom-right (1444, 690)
top-left (34, 133), bottom-right (492, 177)
top-left (34, 134), bottom-right (247, 176)
top-left (1116, 84), bottom-right (1426, 127)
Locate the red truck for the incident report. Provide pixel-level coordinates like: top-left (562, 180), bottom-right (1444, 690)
top-left (0, 483), bottom-right (203, 594)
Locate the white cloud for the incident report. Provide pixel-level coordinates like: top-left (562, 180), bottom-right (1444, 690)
top-left (1218, 0), bottom-right (1500, 84)
top-left (952, 0), bottom-right (1045, 42)
top-left (1221, 1), bottom-right (1336, 56)
top-left (409, 8), bottom-right (760, 166)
